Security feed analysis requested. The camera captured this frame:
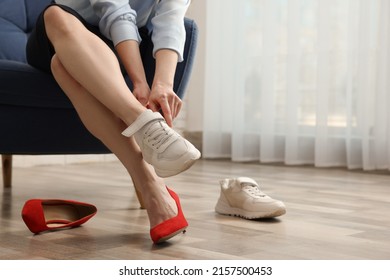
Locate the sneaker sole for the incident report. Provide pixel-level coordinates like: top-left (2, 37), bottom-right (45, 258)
top-left (215, 204), bottom-right (286, 219)
top-left (154, 149), bottom-right (201, 178)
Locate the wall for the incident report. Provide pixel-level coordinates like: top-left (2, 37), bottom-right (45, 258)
top-left (180, 0), bottom-right (206, 150)
top-left (183, 0), bottom-right (206, 132)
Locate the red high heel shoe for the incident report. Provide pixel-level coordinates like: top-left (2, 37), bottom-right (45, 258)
top-left (21, 199), bottom-right (97, 234)
top-left (150, 188), bottom-right (188, 244)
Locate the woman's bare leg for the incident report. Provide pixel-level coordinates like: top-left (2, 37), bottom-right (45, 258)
top-left (44, 6), bottom-right (144, 125)
top-left (51, 54), bottom-right (177, 228)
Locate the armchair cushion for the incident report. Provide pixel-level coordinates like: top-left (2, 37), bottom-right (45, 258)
top-left (0, 18), bottom-right (28, 62)
top-left (0, 0), bottom-right (74, 109)
top-left (0, 0), bottom-right (49, 62)
top-left (0, 60), bottom-right (72, 109)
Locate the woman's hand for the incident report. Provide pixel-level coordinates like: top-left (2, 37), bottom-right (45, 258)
top-left (149, 49), bottom-right (181, 127)
top-left (148, 83), bottom-right (182, 127)
top-left (133, 82), bottom-right (151, 107)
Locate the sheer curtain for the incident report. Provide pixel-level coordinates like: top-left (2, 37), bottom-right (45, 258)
top-left (202, 0), bottom-right (390, 171)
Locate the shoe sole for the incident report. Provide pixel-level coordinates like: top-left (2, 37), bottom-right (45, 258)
top-left (215, 203), bottom-right (286, 219)
top-left (154, 149), bottom-right (201, 178)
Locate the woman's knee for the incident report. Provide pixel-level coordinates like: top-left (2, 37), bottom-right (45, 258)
top-left (44, 6), bottom-right (66, 26)
top-left (50, 54), bottom-right (63, 76)
top-left (50, 55), bottom-right (85, 97)
top-left (43, 6), bottom-right (76, 39)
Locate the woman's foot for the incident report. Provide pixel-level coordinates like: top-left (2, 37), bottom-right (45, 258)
top-left (141, 181), bottom-right (178, 227)
top-left (122, 109), bottom-right (201, 177)
top-left (138, 181), bottom-right (188, 243)
top-left (149, 187), bottom-right (188, 244)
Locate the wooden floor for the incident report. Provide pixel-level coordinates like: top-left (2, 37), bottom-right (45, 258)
top-left (1, 158), bottom-right (390, 260)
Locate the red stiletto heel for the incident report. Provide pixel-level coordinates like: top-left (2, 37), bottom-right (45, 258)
top-left (150, 188), bottom-right (188, 244)
top-left (21, 199), bottom-right (97, 234)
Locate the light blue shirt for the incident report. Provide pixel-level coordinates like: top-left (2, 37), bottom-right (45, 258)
top-left (55, 0), bottom-right (190, 61)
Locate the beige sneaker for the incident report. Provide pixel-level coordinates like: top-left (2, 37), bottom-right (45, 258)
top-left (215, 177), bottom-right (286, 219)
top-left (122, 109), bottom-right (201, 177)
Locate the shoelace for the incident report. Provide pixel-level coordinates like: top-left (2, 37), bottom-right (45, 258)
top-left (144, 121), bottom-right (175, 149)
top-left (242, 184), bottom-right (266, 198)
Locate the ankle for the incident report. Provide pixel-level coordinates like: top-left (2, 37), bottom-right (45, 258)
top-left (121, 109), bottom-right (163, 137)
top-left (144, 188), bottom-right (178, 228)
top-left (120, 105), bottom-right (146, 127)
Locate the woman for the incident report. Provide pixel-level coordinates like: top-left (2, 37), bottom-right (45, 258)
top-left (25, 0), bottom-right (200, 244)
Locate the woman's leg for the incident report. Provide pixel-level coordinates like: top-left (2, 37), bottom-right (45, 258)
top-left (43, 6), bottom-right (200, 178)
top-left (50, 54), bottom-right (178, 228)
top-left (43, 6), bottom-right (144, 125)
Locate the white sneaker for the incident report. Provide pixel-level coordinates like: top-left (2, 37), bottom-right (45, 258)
top-left (215, 177), bottom-right (286, 219)
top-left (122, 109), bottom-right (201, 177)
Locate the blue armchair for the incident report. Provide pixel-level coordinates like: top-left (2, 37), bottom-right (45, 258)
top-left (0, 0), bottom-right (198, 204)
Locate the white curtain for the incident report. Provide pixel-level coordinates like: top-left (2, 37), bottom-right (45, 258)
top-left (202, 0), bottom-right (390, 171)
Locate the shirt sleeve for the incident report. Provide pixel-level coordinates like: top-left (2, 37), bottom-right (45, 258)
top-left (151, 0), bottom-right (191, 62)
top-left (89, 0), bottom-right (141, 46)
